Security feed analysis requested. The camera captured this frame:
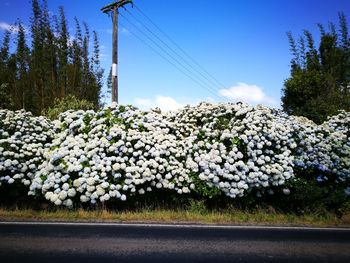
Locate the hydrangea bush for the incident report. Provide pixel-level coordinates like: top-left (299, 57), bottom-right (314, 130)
top-left (0, 109), bottom-right (54, 187)
top-left (0, 103), bottom-right (349, 208)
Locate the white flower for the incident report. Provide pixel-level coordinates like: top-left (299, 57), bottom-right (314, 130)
top-left (67, 188), bottom-right (76, 197)
top-left (112, 163), bottom-right (120, 171)
top-left (80, 195), bottom-right (89, 202)
top-left (282, 188), bottom-right (290, 195)
top-left (62, 183), bottom-right (69, 191)
top-left (101, 182), bottom-right (109, 188)
top-left (54, 199), bottom-right (62, 206)
top-left (50, 193), bottom-right (58, 203)
top-left (64, 199), bottom-right (73, 207)
top-left (58, 190), bottom-right (67, 200)
top-left (96, 186), bottom-right (105, 196)
top-left (8, 178), bottom-right (14, 184)
top-left (45, 192), bottom-right (53, 200)
top-left (86, 177), bottom-right (95, 185)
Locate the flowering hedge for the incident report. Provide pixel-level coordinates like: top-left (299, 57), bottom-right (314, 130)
top-left (0, 102), bottom-right (349, 208)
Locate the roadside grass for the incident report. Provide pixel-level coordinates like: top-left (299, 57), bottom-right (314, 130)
top-left (0, 207), bottom-right (349, 227)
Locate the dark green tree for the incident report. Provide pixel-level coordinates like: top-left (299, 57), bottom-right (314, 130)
top-left (14, 21), bottom-right (30, 110)
top-left (0, 30), bottom-right (11, 87)
top-left (56, 6), bottom-right (69, 98)
top-left (282, 12), bottom-right (350, 123)
top-left (91, 30), bottom-right (104, 107)
top-left (0, 30), bottom-right (16, 110)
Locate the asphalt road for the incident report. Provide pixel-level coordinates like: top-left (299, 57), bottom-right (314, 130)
top-left (0, 222), bottom-right (349, 262)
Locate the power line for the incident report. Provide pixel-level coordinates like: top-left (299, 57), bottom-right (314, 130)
top-left (120, 12), bottom-right (221, 97)
top-left (119, 20), bottom-right (223, 101)
top-left (133, 3), bottom-right (228, 90)
top-left (119, 13), bottom-right (225, 100)
top-left (123, 8), bottom-right (228, 96)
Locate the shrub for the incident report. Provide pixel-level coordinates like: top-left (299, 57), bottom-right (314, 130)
top-left (41, 95), bottom-right (96, 120)
top-left (0, 102), bottom-right (349, 212)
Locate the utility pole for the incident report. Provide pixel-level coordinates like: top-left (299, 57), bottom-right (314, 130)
top-left (101, 0), bottom-right (133, 103)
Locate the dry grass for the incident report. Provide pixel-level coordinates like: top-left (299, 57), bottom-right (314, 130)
top-left (0, 207), bottom-right (349, 227)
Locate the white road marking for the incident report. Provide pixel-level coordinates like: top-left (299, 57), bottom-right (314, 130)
top-left (0, 221), bottom-right (349, 231)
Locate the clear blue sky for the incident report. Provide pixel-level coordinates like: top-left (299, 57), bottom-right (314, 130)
top-left (0, 0), bottom-right (349, 110)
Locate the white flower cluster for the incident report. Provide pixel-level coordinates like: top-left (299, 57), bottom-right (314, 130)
top-left (29, 104), bottom-right (193, 207)
top-left (290, 111), bottom-right (350, 178)
top-left (169, 103), bottom-right (296, 198)
top-left (0, 102), bottom-right (349, 207)
top-left (0, 109), bottom-right (54, 187)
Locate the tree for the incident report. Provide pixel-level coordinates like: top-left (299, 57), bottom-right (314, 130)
top-left (56, 6), bottom-right (69, 98)
top-left (0, 0), bottom-right (104, 115)
top-left (0, 30), bottom-right (11, 87)
top-left (282, 12), bottom-right (350, 124)
top-left (29, 0), bottom-right (43, 114)
top-left (0, 30), bottom-right (16, 110)
top-left (91, 30), bottom-right (104, 107)
top-left (15, 21), bottom-right (30, 110)
top-left (0, 83), bottom-right (14, 109)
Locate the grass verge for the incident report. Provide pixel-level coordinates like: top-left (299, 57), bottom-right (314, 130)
top-left (0, 208), bottom-right (349, 227)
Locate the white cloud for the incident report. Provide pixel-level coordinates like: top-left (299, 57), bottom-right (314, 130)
top-left (135, 95), bottom-right (184, 111)
top-left (120, 27), bottom-right (130, 35)
top-left (0, 21), bottom-right (29, 35)
top-left (0, 22), bottom-right (18, 32)
top-left (219, 82), bottom-right (277, 106)
top-left (135, 98), bottom-right (152, 108)
top-left (155, 95), bottom-right (183, 111)
top-left (134, 95), bottom-right (219, 112)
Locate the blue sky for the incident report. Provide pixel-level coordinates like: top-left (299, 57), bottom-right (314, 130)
top-left (0, 0), bottom-right (349, 110)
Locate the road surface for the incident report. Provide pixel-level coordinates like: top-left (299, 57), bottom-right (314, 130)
top-left (0, 222), bottom-right (349, 262)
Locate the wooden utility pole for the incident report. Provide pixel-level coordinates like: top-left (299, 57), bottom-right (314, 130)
top-left (101, 0), bottom-right (133, 103)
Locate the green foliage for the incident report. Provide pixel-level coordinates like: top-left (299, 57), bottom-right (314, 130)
top-left (41, 95), bottom-right (95, 120)
top-left (272, 166), bottom-right (350, 216)
top-left (281, 179), bottom-right (348, 215)
top-left (197, 130), bottom-right (206, 140)
top-left (0, 83), bottom-right (14, 110)
top-left (188, 199), bottom-right (207, 214)
top-left (119, 105), bottom-right (126, 113)
top-left (339, 200), bottom-right (350, 215)
top-left (189, 172), bottom-right (222, 199)
top-left (282, 12), bottom-right (350, 124)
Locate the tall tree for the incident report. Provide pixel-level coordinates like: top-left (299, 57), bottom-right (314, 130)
top-left (56, 6), bottom-right (69, 99)
top-left (15, 21), bottom-right (30, 109)
top-left (282, 12), bottom-right (350, 123)
top-left (92, 30), bottom-right (104, 106)
top-left (0, 31), bottom-right (14, 109)
top-left (0, 30), bottom-right (11, 85)
top-left (29, 0), bottom-right (44, 114)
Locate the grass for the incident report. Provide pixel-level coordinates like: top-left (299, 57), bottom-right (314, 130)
top-left (1, 207), bottom-right (349, 227)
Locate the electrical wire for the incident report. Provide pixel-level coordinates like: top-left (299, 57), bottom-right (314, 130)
top-left (119, 20), bottom-right (223, 101)
top-left (120, 13), bottom-right (226, 100)
top-left (123, 8), bottom-right (227, 96)
top-left (133, 3), bottom-right (228, 90)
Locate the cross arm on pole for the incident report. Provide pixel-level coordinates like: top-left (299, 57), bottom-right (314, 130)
top-left (101, 0), bottom-right (133, 13)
